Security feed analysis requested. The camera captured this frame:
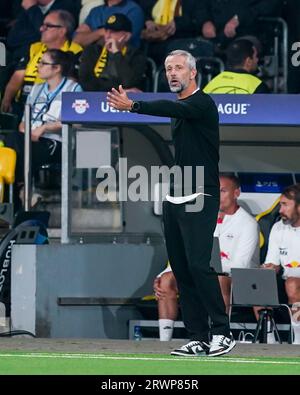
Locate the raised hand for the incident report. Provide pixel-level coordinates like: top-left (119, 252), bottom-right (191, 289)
top-left (22, 0), bottom-right (38, 10)
top-left (105, 37), bottom-right (119, 54)
top-left (224, 16), bottom-right (239, 38)
top-left (202, 21), bottom-right (217, 39)
top-left (107, 85), bottom-right (133, 111)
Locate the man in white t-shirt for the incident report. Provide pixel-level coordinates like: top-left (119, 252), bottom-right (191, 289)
top-left (258, 183), bottom-right (300, 344)
top-left (154, 174), bottom-right (260, 341)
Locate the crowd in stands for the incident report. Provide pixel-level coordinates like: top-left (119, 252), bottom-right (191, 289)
top-left (0, 0), bottom-right (299, 104)
top-left (0, 0), bottom-right (300, 345)
top-left (0, 0), bottom-right (298, 177)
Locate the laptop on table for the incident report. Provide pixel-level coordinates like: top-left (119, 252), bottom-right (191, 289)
top-left (231, 268), bottom-right (279, 306)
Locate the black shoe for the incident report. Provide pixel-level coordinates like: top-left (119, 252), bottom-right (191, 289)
top-left (171, 340), bottom-right (210, 357)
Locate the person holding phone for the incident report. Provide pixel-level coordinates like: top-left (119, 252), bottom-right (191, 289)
top-left (78, 13), bottom-right (146, 92)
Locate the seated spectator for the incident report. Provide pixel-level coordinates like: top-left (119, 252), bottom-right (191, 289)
top-left (79, 0), bottom-right (104, 24)
top-left (74, 0), bottom-right (144, 49)
top-left (6, 0), bottom-right (80, 63)
top-left (4, 49), bottom-right (82, 211)
top-left (154, 174), bottom-right (260, 341)
top-left (255, 184), bottom-right (300, 345)
top-left (0, 0), bottom-right (14, 38)
top-left (78, 13), bottom-right (146, 92)
top-left (203, 38), bottom-right (269, 94)
top-left (1, 10), bottom-right (82, 118)
top-left (139, 0), bottom-right (206, 66)
top-left (200, 0), bottom-right (282, 49)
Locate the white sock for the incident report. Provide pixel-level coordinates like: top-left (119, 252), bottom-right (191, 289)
top-left (267, 320), bottom-right (277, 344)
top-left (267, 331), bottom-right (276, 344)
top-left (159, 319), bottom-right (174, 341)
top-left (292, 320), bottom-right (300, 345)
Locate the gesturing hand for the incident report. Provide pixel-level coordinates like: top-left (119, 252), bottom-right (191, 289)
top-left (107, 85), bottom-right (133, 111)
top-left (105, 38), bottom-right (119, 54)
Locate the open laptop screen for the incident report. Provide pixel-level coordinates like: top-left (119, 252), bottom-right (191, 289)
top-left (231, 268), bottom-right (279, 306)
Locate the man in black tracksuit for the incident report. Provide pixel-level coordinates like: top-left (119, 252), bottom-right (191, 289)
top-left (107, 49), bottom-right (235, 357)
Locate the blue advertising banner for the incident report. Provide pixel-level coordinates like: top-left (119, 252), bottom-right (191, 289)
top-left (61, 92), bottom-right (300, 126)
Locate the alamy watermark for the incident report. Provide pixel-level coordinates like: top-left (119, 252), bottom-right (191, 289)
top-left (291, 42), bottom-right (300, 67)
top-left (0, 42), bottom-right (6, 67)
top-left (95, 158), bottom-right (205, 213)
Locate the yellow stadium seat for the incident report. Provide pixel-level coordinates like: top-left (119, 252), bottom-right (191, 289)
top-left (255, 198), bottom-right (281, 263)
top-left (0, 146), bottom-right (17, 203)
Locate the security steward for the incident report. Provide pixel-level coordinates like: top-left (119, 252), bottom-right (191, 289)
top-left (203, 38), bottom-right (269, 94)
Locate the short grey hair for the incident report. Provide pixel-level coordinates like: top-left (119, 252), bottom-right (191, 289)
top-left (165, 50), bottom-right (196, 70)
top-left (48, 10), bottom-right (76, 40)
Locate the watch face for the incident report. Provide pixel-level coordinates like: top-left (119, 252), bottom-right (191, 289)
top-left (133, 101), bottom-right (140, 111)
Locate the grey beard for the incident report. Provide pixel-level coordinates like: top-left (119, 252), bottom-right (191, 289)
top-left (168, 81), bottom-right (188, 93)
top-left (282, 216), bottom-right (298, 226)
top-left (169, 85), bottom-right (183, 93)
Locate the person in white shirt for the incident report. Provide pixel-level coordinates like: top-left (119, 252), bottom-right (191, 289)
top-left (5, 48), bottom-right (82, 211)
top-left (154, 174), bottom-right (260, 341)
top-left (258, 183), bottom-right (300, 344)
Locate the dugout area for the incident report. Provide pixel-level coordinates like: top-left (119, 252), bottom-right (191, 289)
top-left (2, 93), bottom-right (300, 342)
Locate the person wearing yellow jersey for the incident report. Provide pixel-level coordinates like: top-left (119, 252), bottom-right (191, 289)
top-left (1, 10), bottom-right (82, 117)
top-left (203, 38), bottom-right (269, 94)
top-left (139, 0), bottom-right (206, 66)
top-left (78, 13), bottom-right (146, 92)
top-left (6, 0), bottom-right (80, 63)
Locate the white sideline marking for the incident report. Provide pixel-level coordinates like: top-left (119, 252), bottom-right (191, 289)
top-left (0, 353), bottom-right (299, 365)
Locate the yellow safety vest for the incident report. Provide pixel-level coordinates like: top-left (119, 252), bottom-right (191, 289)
top-left (203, 71), bottom-right (263, 94)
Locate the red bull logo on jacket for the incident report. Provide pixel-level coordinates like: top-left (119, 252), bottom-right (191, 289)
top-left (220, 251), bottom-right (230, 260)
top-left (285, 261), bottom-right (300, 268)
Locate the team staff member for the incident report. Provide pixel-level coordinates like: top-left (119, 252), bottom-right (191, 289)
top-left (107, 50), bottom-right (236, 357)
top-left (203, 39), bottom-right (269, 94)
top-left (259, 184), bottom-right (300, 344)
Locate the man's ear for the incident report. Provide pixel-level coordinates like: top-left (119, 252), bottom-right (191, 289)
top-left (190, 68), bottom-right (197, 80)
top-left (60, 26), bottom-right (68, 39)
top-left (243, 57), bottom-right (252, 71)
top-left (234, 187), bottom-right (241, 199)
top-left (124, 32), bottom-right (132, 42)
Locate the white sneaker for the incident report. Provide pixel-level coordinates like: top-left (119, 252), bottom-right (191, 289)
top-left (209, 333), bottom-right (236, 357)
top-left (171, 340), bottom-right (210, 357)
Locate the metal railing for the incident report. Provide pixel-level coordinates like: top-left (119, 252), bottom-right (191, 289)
top-left (24, 104), bottom-right (32, 212)
top-left (258, 17), bottom-right (288, 93)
